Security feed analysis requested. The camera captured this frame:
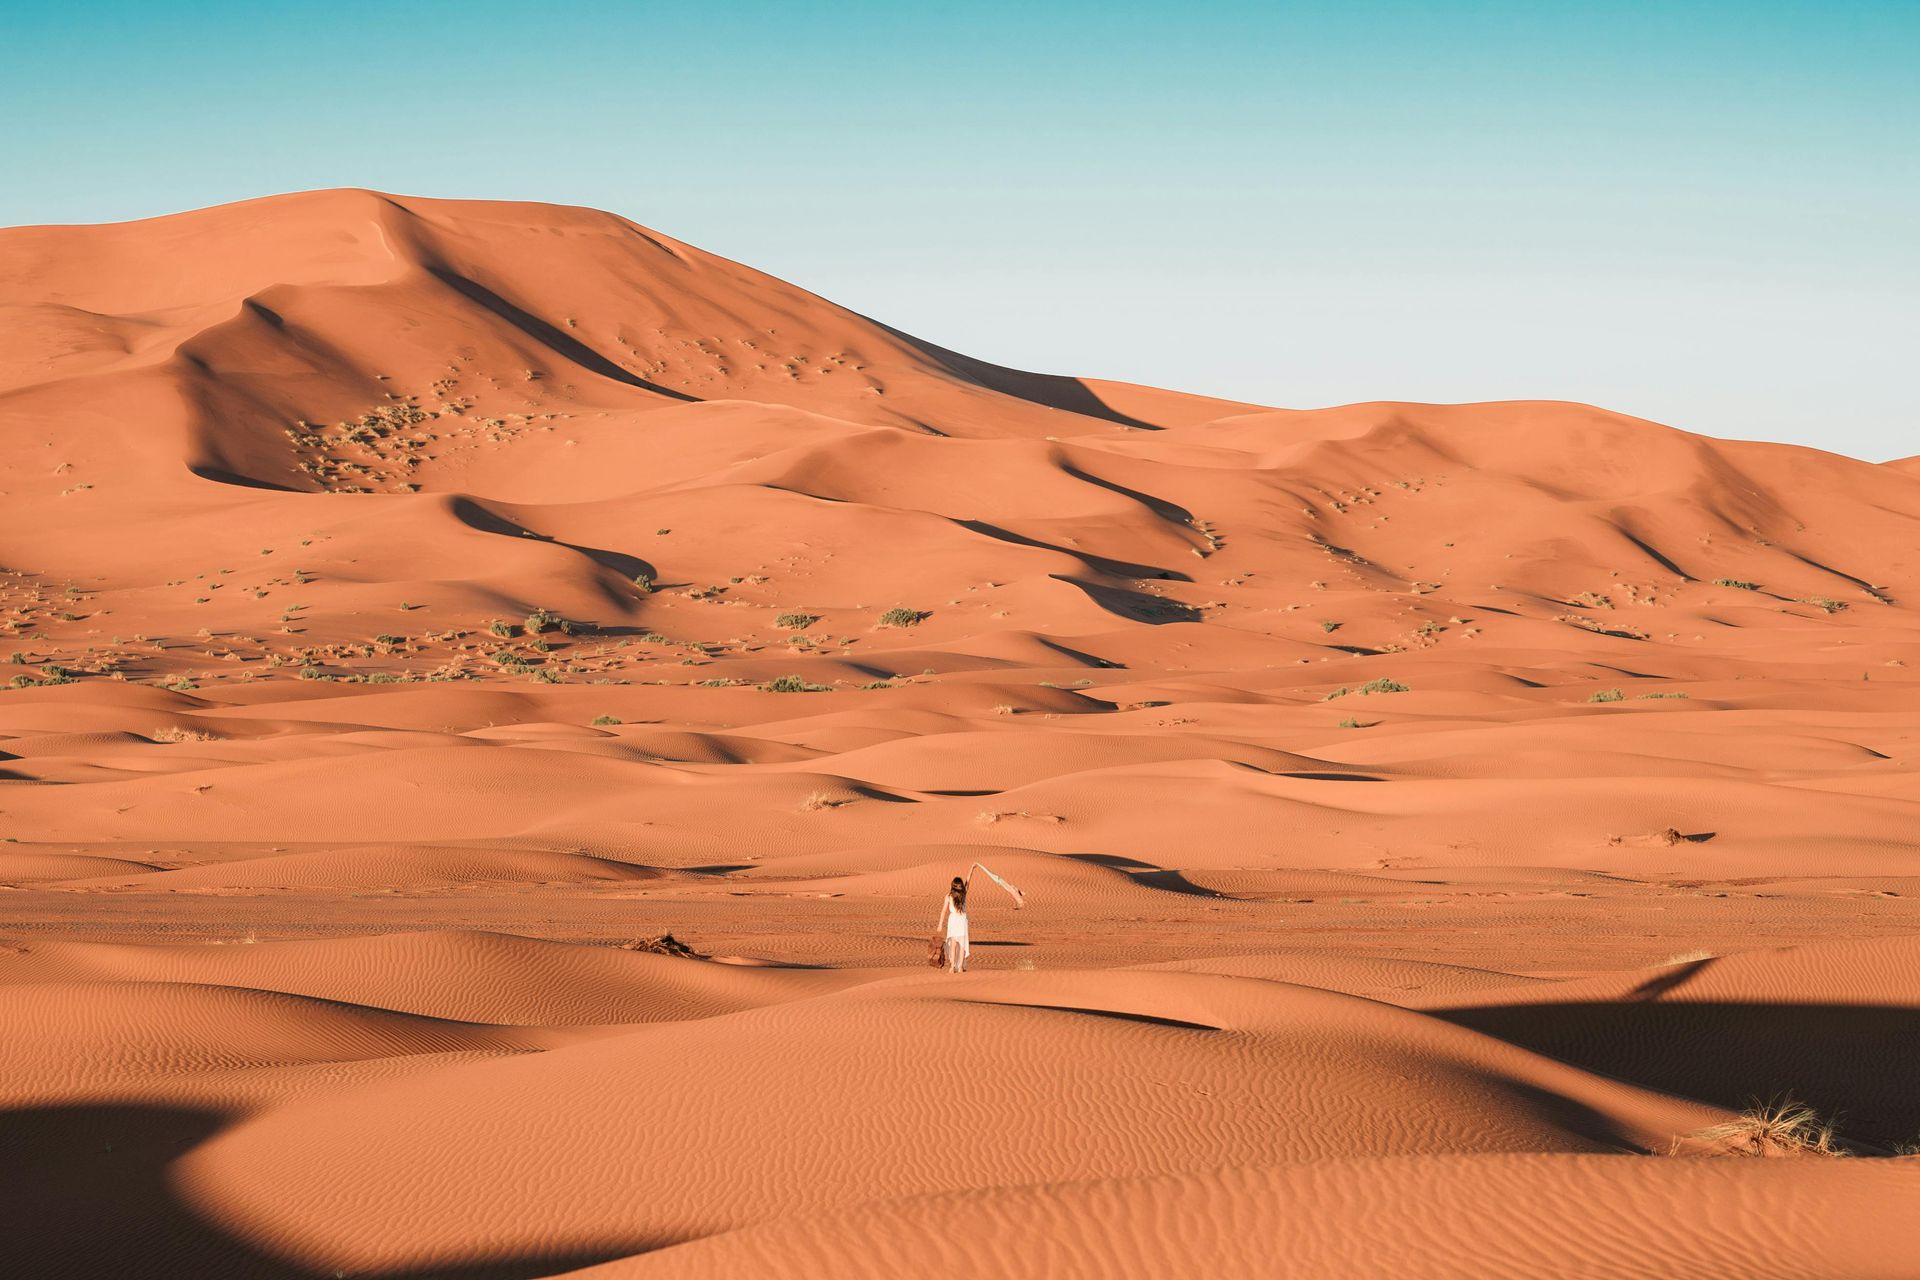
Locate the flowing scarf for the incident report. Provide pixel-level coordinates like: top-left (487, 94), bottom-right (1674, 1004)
top-left (966, 861), bottom-right (1026, 909)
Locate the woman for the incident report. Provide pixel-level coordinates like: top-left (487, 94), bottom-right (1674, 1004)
top-left (932, 863), bottom-right (1024, 974)
top-left (937, 875), bottom-right (970, 973)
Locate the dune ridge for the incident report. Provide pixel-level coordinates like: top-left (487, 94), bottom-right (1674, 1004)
top-left (4, 190), bottom-right (1919, 1276)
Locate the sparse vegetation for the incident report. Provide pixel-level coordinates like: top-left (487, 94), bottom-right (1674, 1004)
top-left (1320, 620), bottom-right (1340, 633)
top-left (1590, 688), bottom-right (1625, 702)
top-left (775, 613), bottom-right (818, 630)
top-left (591, 714), bottom-right (622, 726)
top-left (1638, 691), bottom-right (1690, 699)
top-left (761, 674), bottom-right (829, 693)
top-left (152, 725), bottom-right (215, 743)
top-left (877, 607), bottom-right (927, 628)
top-left (1714, 578), bottom-right (1760, 591)
top-left (1338, 716), bottom-right (1364, 728)
top-left (488, 619), bottom-right (515, 639)
top-left (619, 933), bottom-right (702, 958)
top-left (1683, 1098), bottom-right (1847, 1157)
top-left (1800, 596), bottom-right (1847, 614)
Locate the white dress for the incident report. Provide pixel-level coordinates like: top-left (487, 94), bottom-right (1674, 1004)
top-left (938, 896), bottom-right (969, 971)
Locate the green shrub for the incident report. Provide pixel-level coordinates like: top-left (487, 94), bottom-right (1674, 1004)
top-left (877, 607), bottom-right (927, 628)
top-left (776, 612), bottom-right (818, 630)
top-left (1714, 578), bottom-right (1759, 591)
top-left (762, 674), bottom-right (829, 693)
top-left (592, 714), bottom-right (622, 726)
top-left (1589, 688), bottom-right (1625, 702)
top-left (1358, 678), bottom-right (1408, 694)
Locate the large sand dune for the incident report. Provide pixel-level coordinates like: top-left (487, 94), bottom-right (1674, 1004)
top-left (3, 191), bottom-right (1918, 1276)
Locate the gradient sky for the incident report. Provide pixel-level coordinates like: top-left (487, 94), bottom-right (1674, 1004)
top-left (4, 1), bottom-right (1914, 459)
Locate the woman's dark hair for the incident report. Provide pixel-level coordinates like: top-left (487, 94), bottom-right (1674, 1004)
top-left (949, 876), bottom-right (967, 910)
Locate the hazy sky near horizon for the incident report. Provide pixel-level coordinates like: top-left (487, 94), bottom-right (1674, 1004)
top-left (4, 1), bottom-right (1914, 459)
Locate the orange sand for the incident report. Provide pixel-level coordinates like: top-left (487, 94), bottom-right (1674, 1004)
top-left (3, 190), bottom-right (1919, 1277)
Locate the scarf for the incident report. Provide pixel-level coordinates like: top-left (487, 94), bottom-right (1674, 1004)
top-left (967, 861), bottom-right (1026, 909)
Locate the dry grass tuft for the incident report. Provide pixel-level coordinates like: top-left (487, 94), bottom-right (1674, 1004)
top-left (1682, 1098), bottom-right (1848, 1157)
top-left (152, 725), bottom-right (215, 743)
top-left (619, 933), bottom-right (703, 959)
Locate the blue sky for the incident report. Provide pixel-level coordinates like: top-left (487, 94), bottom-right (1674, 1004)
top-left (4, 1), bottom-right (1914, 459)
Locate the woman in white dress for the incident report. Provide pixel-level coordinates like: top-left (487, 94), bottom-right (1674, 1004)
top-left (932, 864), bottom-right (1024, 973)
top-left (937, 875), bottom-right (970, 973)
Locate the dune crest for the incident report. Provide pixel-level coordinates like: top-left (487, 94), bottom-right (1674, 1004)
top-left (4, 191), bottom-right (1919, 1277)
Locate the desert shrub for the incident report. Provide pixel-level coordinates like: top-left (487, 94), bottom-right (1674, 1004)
top-left (878, 607), bottom-right (927, 628)
top-left (1358, 677), bottom-right (1408, 694)
top-left (488, 619), bottom-right (514, 639)
top-left (761, 674), bottom-right (829, 693)
top-left (1589, 688), bottom-right (1625, 702)
top-left (1714, 578), bottom-right (1759, 591)
top-left (1338, 716), bottom-right (1363, 729)
top-left (1638, 691), bottom-right (1690, 699)
top-left (1685, 1098), bottom-right (1845, 1157)
top-left (1320, 620), bottom-right (1340, 633)
top-left (524, 608), bottom-right (560, 635)
top-left (776, 613), bottom-right (818, 630)
top-left (591, 714), bottom-right (622, 726)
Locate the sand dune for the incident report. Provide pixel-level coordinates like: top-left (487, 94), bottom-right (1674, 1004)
top-left (580, 1156), bottom-right (1920, 1279)
top-left (4, 190), bottom-right (1918, 1275)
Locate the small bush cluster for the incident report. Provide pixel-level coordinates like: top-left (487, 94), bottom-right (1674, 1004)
top-left (762, 674), bottom-right (830, 693)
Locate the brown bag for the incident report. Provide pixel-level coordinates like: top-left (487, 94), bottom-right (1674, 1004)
top-left (927, 934), bottom-right (945, 968)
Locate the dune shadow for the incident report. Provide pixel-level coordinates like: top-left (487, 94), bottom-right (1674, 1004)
top-left (1061, 853), bottom-right (1227, 898)
top-left (0, 1102), bottom-right (657, 1279)
top-left (954, 999), bottom-right (1219, 1031)
top-left (1437, 1001), bottom-right (1920, 1145)
top-left (956, 518), bottom-right (1180, 580)
top-left (448, 496), bottom-right (655, 586)
top-left (869, 321), bottom-right (1164, 431)
top-left (427, 268), bottom-right (698, 403)
top-left (1059, 577), bottom-right (1203, 624)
